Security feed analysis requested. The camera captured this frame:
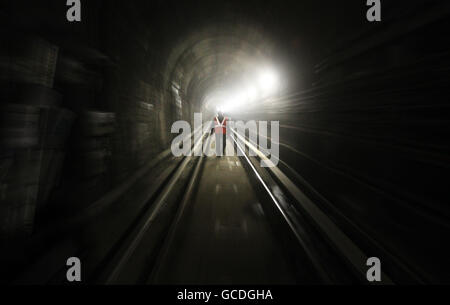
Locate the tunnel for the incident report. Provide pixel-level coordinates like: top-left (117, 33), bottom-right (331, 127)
top-left (1, 0), bottom-right (450, 286)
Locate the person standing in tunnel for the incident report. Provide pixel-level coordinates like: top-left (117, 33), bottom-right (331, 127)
top-left (212, 111), bottom-right (228, 156)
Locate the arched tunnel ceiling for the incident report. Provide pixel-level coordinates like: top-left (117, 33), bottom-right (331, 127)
top-left (133, 0), bottom-right (377, 117)
top-left (163, 23), bottom-right (276, 113)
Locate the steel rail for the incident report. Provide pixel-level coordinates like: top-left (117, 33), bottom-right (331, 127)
top-left (230, 128), bottom-right (394, 284)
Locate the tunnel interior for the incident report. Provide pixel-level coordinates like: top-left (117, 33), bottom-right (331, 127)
top-left (1, 0), bottom-right (450, 284)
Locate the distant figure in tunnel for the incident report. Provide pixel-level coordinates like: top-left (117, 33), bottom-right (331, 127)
top-left (212, 111), bottom-right (228, 156)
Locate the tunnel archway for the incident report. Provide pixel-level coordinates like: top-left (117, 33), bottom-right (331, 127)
top-left (161, 23), bottom-right (279, 125)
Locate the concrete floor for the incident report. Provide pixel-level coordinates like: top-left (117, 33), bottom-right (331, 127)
top-left (153, 137), bottom-right (297, 284)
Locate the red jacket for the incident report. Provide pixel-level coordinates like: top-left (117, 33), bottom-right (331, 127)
top-left (214, 116), bottom-right (228, 134)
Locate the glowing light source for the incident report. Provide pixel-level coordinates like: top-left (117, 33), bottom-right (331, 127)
top-left (258, 69), bottom-right (278, 96)
top-left (211, 67), bottom-right (280, 114)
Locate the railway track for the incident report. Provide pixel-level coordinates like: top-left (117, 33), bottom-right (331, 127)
top-left (90, 126), bottom-right (395, 284)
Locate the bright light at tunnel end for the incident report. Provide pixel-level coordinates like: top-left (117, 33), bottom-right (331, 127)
top-left (258, 68), bottom-right (279, 95)
top-left (210, 67), bottom-right (280, 114)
